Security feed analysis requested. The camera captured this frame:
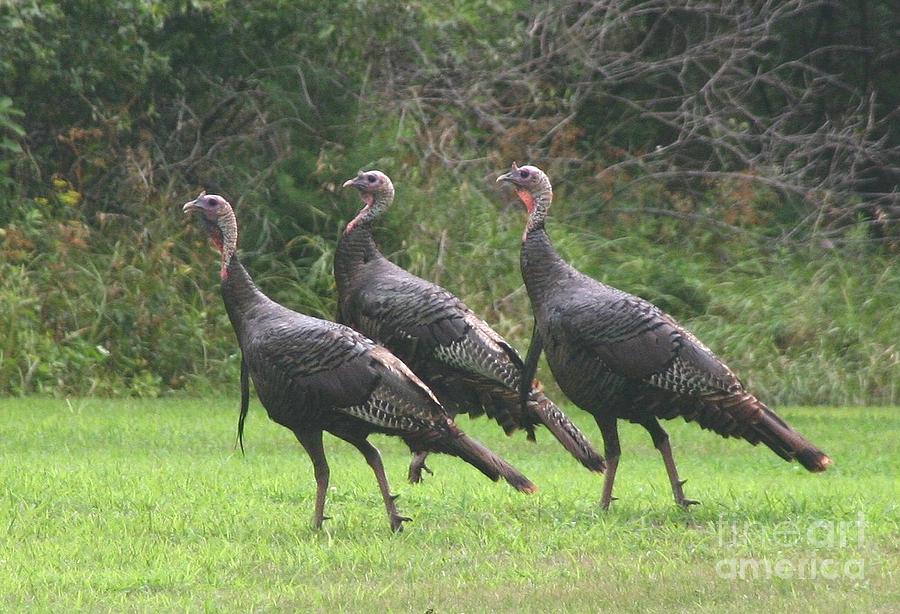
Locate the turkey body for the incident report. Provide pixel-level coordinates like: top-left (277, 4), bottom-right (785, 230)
top-left (524, 228), bottom-right (747, 427)
top-left (230, 259), bottom-right (443, 444)
top-left (184, 193), bottom-right (534, 532)
top-left (521, 225), bottom-right (832, 507)
top-left (497, 163), bottom-right (831, 508)
top-left (225, 256), bottom-right (534, 530)
top-left (335, 201), bottom-right (604, 481)
top-left (335, 230), bottom-right (527, 430)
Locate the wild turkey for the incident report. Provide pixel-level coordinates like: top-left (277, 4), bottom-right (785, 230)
top-left (182, 191), bottom-right (535, 532)
top-left (337, 170), bottom-right (604, 484)
top-left (496, 163), bottom-right (832, 508)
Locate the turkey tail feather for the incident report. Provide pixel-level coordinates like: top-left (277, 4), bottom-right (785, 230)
top-left (749, 401), bottom-right (832, 472)
top-left (441, 432), bottom-right (537, 493)
top-left (530, 392), bottom-right (605, 472)
top-left (237, 354), bottom-right (250, 454)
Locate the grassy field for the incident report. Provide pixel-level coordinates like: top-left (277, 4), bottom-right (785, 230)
top-left (0, 399), bottom-right (896, 612)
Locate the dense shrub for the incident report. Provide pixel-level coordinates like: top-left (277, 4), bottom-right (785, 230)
top-left (0, 1), bottom-right (897, 401)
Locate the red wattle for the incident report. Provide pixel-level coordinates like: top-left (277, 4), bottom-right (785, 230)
top-left (516, 189), bottom-right (536, 214)
top-left (345, 203), bottom-right (371, 235)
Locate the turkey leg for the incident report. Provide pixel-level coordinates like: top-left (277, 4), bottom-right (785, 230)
top-left (596, 415), bottom-right (621, 510)
top-left (296, 430), bottom-right (331, 529)
top-left (642, 418), bottom-right (699, 508)
top-left (351, 438), bottom-right (412, 532)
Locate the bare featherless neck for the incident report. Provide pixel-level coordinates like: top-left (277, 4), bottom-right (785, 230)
top-left (523, 181), bottom-right (552, 235)
top-left (217, 208), bottom-right (238, 279)
top-left (184, 192), bottom-right (268, 336)
top-left (519, 178), bottom-right (571, 303)
top-left (212, 207), bottom-right (269, 335)
top-left (335, 182), bottom-right (392, 290)
top-left (346, 186), bottom-right (394, 234)
top-left (182, 191), bottom-right (239, 280)
top-left (495, 163), bottom-right (554, 238)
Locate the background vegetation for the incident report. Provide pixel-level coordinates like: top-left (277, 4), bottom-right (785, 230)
top-left (1, 0), bottom-right (897, 402)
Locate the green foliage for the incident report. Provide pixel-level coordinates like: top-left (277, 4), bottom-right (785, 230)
top-left (0, 399), bottom-right (897, 610)
top-left (0, 194), bottom-right (227, 395)
top-left (0, 96), bottom-right (25, 192)
top-left (0, 1), bottom-right (897, 399)
top-left (2, 159), bottom-right (898, 401)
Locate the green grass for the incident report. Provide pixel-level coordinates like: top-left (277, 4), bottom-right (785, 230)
top-left (1, 399), bottom-right (897, 612)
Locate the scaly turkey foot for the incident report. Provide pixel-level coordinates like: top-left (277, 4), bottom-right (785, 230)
top-left (389, 513), bottom-right (413, 532)
top-left (673, 479), bottom-right (700, 508)
top-left (386, 493), bottom-right (412, 532)
top-left (407, 452), bottom-right (433, 484)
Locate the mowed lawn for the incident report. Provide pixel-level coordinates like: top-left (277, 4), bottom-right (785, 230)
top-left (1, 399), bottom-right (896, 612)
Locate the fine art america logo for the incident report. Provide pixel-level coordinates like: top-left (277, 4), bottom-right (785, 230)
top-left (715, 512), bottom-right (866, 581)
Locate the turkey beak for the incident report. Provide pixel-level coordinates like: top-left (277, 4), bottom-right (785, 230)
top-left (183, 190), bottom-right (207, 214)
top-left (342, 175), bottom-right (363, 190)
top-left (497, 162), bottom-right (519, 185)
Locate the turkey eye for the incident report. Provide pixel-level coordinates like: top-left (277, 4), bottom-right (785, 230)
top-left (367, 175), bottom-right (376, 183)
top-left (519, 170), bottom-right (530, 178)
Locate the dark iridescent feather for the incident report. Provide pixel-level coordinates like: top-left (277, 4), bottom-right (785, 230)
top-left (335, 184), bottom-right (604, 474)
